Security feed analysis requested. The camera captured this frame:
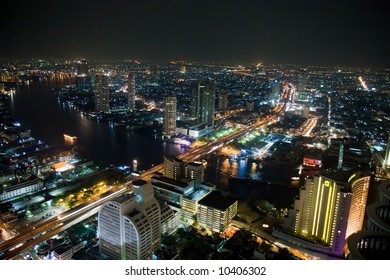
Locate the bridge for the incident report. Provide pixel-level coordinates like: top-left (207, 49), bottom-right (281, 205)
top-left (0, 84), bottom-right (295, 259)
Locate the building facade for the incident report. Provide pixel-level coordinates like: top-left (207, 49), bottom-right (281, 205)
top-left (190, 79), bottom-right (216, 127)
top-left (127, 72), bottom-right (135, 111)
top-left (197, 191), bottom-right (238, 233)
top-left (163, 95), bottom-right (177, 138)
top-left (98, 180), bottom-right (161, 260)
top-left (282, 171), bottom-right (370, 257)
top-left (94, 73), bottom-right (110, 112)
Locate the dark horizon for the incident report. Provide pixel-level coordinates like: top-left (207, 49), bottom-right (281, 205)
top-left (1, 0), bottom-right (389, 68)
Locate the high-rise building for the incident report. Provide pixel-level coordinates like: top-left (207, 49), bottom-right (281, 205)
top-left (271, 79), bottom-right (281, 100)
top-left (163, 155), bottom-right (184, 181)
top-left (298, 69), bottom-right (308, 91)
top-left (345, 180), bottom-right (390, 259)
top-left (280, 171), bottom-right (370, 257)
top-left (190, 79), bottom-right (216, 127)
top-left (197, 191), bottom-right (238, 233)
top-left (218, 91), bottom-right (228, 112)
top-left (94, 73), bottom-right (110, 112)
top-left (384, 134), bottom-right (390, 169)
top-left (184, 162), bottom-right (204, 187)
top-left (98, 180), bottom-right (161, 260)
top-left (163, 95), bottom-right (177, 138)
top-left (345, 174), bottom-right (370, 238)
top-left (127, 72), bottom-right (135, 111)
top-left (76, 59), bottom-right (89, 76)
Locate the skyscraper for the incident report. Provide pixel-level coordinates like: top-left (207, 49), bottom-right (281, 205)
top-left (345, 174), bottom-right (370, 238)
top-left (218, 91), bottom-right (228, 112)
top-left (190, 79), bottom-right (216, 127)
top-left (127, 72), bottom-right (135, 111)
top-left (281, 171), bottom-right (370, 257)
top-left (184, 162), bottom-right (204, 187)
top-left (98, 180), bottom-right (161, 260)
top-left (94, 73), bottom-right (110, 112)
top-left (163, 155), bottom-right (184, 180)
top-left (76, 59), bottom-right (88, 76)
top-left (163, 95), bottom-right (177, 138)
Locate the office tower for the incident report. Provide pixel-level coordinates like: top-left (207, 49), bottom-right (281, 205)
top-left (94, 73), bottom-right (110, 112)
top-left (197, 191), bottom-right (238, 233)
top-left (163, 95), bottom-right (177, 138)
top-left (282, 171), bottom-right (370, 257)
top-left (385, 134), bottom-right (390, 168)
top-left (127, 72), bottom-right (135, 111)
top-left (76, 59), bottom-right (89, 76)
top-left (163, 155), bottom-right (184, 180)
top-left (218, 91), bottom-right (228, 112)
top-left (190, 79), bottom-right (216, 127)
top-left (185, 162), bottom-right (204, 187)
top-left (98, 180), bottom-right (161, 260)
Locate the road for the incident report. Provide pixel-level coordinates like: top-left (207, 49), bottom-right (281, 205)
top-left (0, 85), bottom-right (295, 259)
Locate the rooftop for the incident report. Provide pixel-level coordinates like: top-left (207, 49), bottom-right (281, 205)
top-left (198, 191), bottom-right (237, 211)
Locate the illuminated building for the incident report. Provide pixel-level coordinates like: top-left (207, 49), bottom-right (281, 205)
top-left (345, 174), bottom-right (370, 238)
top-left (94, 73), bottom-right (110, 112)
top-left (98, 180), bottom-right (161, 260)
top-left (279, 171), bottom-right (370, 257)
top-left (303, 156), bottom-right (322, 169)
top-left (184, 162), bottom-right (204, 187)
top-left (385, 134), bottom-right (390, 169)
top-left (160, 202), bottom-right (180, 236)
top-left (218, 91), bottom-right (228, 112)
top-left (76, 59), bottom-right (88, 76)
top-left (127, 72), bottom-right (135, 111)
top-left (197, 191), bottom-right (238, 233)
top-left (337, 143), bottom-right (344, 170)
top-left (151, 174), bottom-right (211, 224)
top-left (345, 181), bottom-right (390, 259)
top-left (0, 178), bottom-right (44, 202)
top-left (271, 79), bottom-right (281, 99)
top-left (163, 95), bottom-right (177, 138)
top-left (190, 79), bottom-right (216, 127)
top-left (163, 155), bottom-right (184, 181)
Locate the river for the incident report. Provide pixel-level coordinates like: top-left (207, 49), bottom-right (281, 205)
top-left (9, 77), bottom-right (184, 170)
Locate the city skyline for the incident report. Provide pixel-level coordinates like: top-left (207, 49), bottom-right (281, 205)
top-left (1, 0), bottom-right (389, 68)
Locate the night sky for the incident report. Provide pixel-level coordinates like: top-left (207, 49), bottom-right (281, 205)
top-left (1, 0), bottom-right (389, 67)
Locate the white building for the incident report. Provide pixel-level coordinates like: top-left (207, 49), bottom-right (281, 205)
top-left (98, 180), bottom-right (161, 260)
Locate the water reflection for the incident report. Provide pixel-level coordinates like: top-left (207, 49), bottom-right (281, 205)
top-left (10, 79), bottom-right (183, 169)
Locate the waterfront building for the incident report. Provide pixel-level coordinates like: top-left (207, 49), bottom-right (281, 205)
top-left (98, 180), bottom-right (161, 260)
top-left (94, 73), bottom-right (110, 112)
top-left (163, 95), bottom-right (177, 138)
top-left (197, 191), bottom-right (238, 233)
top-left (127, 72), bottom-right (135, 111)
top-left (184, 162), bottom-right (204, 187)
top-left (163, 155), bottom-right (184, 181)
top-left (76, 59), bottom-right (89, 76)
top-left (190, 79), bottom-right (216, 127)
